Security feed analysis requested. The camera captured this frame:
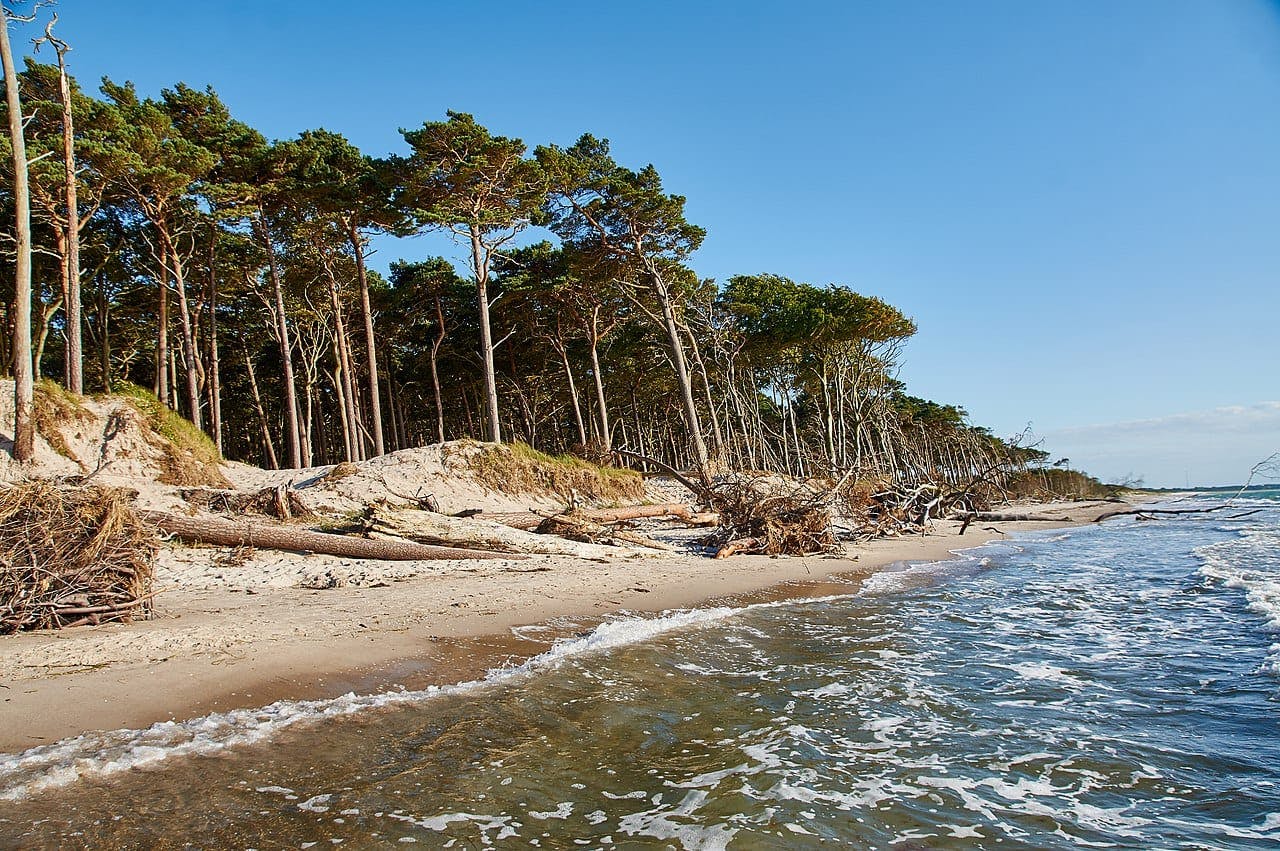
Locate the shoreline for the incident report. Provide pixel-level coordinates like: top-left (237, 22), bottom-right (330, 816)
top-left (0, 500), bottom-right (1122, 755)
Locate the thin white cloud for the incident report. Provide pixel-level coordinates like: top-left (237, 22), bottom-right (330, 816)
top-left (1037, 402), bottom-right (1280, 488)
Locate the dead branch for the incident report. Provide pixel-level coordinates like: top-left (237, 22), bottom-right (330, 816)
top-left (1094, 505), bottom-right (1232, 523)
top-left (612, 448), bottom-right (708, 501)
top-left (471, 503), bottom-right (702, 531)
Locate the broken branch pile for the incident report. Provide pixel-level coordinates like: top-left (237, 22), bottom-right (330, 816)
top-left (0, 480), bottom-right (158, 633)
top-left (181, 485), bottom-right (314, 520)
top-left (837, 477), bottom-right (993, 538)
top-left (705, 475), bottom-right (838, 558)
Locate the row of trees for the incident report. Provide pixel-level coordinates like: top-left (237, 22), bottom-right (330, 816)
top-left (1, 5), bottom-right (1037, 487)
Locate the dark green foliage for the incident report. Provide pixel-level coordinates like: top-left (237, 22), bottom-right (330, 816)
top-left (0, 27), bottom-right (1045, 494)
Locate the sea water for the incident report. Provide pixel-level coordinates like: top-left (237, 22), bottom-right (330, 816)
top-left (1, 490), bottom-right (1278, 849)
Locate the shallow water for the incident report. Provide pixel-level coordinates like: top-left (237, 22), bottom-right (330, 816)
top-left (2, 490), bottom-right (1279, 849)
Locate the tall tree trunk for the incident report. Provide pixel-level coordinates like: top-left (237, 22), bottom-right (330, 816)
top-left (430, 292), bottom-right (447, 444)
top-left (164, 233), bottom-right (203, 430)
top-left (330, 363), bottom-right (354, 463)
top-left (32, 284), bottom-right (60, 379)
top-left (649, 268), bottom-right (709, 478)
top-left (205, 231), bottom-right (222, 453)
top-left (552, 334), bottom-right (587, 447)
top-left (95, 282), bottom-right (110, 391)
top-left (684, 326), bottom-right (724, 458)
top-left (348, 224), bottom-right (384, 456)
top-left (155, 241), bottom-right (169, 406)
top-left (242, 345), bottom-right (278, 469)
top-left (587, 307), bottom-right (611, 451)
top-left (53, 39), bottom-right (81, 394)
top-left (328, 274), bottom-right (363, 462)
top-left (256, 214), bottom-right (302, 468)
top-left (383, 366), bottom-right (398, 452)
top-left (469, 225), bottom-right (501, 443)
top-left (1, 5), bottom-right (33, 460)
top-left (56, 229), bottom-right (69, 386)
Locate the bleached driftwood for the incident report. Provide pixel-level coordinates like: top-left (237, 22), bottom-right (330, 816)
top-left (951, 511), bottom-right (1072, 522)
top-left (534, 514), bottom-right (674, 551)
top-left (142, 511), bottom-right (518, 561)
top-left (473, 503), bottom-right (709, 531)
top-left (368, 507), bottom-right (634, 558)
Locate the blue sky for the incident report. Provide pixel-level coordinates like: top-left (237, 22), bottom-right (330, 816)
top-left (24, 1), bottom-right (1280, 486)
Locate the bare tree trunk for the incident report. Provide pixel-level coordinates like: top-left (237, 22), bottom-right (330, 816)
top-left (51, 35), bottom-right (81, 394)
top-left (587, 313), bottom-right (611, 451)
top-left (95, 283), bottom-right (110, 391)
top-left (1, 9), bottom-right (34, 459)
top-left (430, 293), bottom-right (446, 444)
top-left (553, 335), bottom-right (587, 446)
top-left (330, 363), bottom-right (354, 463)
top-left (327, 272), bottom-right (363, 461)
top-left (684, 326), bottom-right (724, 458)
top-left (242, 345), bottom-right (279, 469)
top-left (32, 234), bottom-right (62, 381)
top-left (649, 268), bottom-right (709, 478)
top-left (141, 511), bottom-right (516, 561)
top-left (256, 215), bottom-right (302, 468)
top-left (469, 225), bottom-right (501, 443)
top-left (205, 230), bottom-right (222, 452)
top-left (164, 233), bottom-right (203, 430)
top-left (155, 242), bottom-right (169, 406)
top-left (348, 224), bottom-right (384, 456)
top-left (383, 366), bottom-right (398, 452)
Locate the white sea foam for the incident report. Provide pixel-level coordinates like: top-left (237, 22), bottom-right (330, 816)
top-left (1196, 527), bottom-right (1280, 674)
top-left (0, 587), bottom-right (885, 802)
top-left (0, 605), bottom-right (749, 800)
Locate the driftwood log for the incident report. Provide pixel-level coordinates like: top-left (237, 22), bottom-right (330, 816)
top-left (1092, 504), bottom-right (1261, 523)
top-left (141, 511), bottom-right (519, 561)
top-left (534, 514), bottom-right (674, 551)
top-left (952, 511), bottom-right (1072, 522)
top-left (471, 503), bottom-right (708, 531)
top-left (368, 507), bottom-right (629, 558)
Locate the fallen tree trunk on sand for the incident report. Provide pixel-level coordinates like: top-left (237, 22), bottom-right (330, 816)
top-left (952, 511), bottom-right (1072, 522)
top-left (470, 503), bottom-right (710, 531)
top-left (140, 511), bottom-right (519, 561)
top-left (534, 514), bottom-right (674, 551)
top-left (369, 507), bottom-right (630, 558)
top-left (1092, 505), bottom-right (1261, 523)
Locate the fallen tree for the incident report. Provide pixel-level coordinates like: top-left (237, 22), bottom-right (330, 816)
top-left (468, 503), bottom-right (710, 531)
top-left (534, 513), bottom-right (673, 551)
top-left (367, 506), bottom-right (631, 558)
top-left (140, 511), bottom-right (519, 561)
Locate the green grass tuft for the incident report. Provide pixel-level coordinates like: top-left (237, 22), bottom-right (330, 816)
top-left (447, 440), bottom-right (644, 503)
top-left (33, 379), bottom-right (93, 463)
top-left (111, 383), bottom-right (227, 486)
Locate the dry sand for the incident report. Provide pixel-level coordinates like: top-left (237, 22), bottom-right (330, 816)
top-left (0, 499), bottom-right (1122, 754)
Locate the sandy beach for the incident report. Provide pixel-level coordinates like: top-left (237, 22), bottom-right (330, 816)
top-left (0, 499), bottom-right (1119, 754)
